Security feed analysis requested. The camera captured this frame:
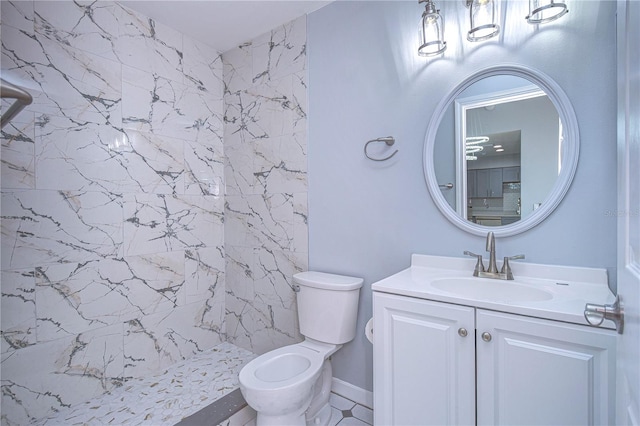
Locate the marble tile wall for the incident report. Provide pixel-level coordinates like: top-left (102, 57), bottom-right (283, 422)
top-left (222, 17), bottom-right (308, 355)
top-left (1, 1), bottom-right (226, 424)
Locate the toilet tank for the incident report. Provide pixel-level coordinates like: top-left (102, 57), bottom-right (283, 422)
top-left (293, 271), bottom-right (363, 345)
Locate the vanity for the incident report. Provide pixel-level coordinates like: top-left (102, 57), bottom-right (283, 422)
top-left (372, 254), bottom-right (617, 425)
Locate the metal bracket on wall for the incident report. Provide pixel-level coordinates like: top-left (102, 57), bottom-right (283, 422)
top-left (364, 136), bottom-right (398, 161)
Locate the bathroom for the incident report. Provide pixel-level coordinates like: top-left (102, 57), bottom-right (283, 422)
top-left (1, 0), bottom-right (638, 425)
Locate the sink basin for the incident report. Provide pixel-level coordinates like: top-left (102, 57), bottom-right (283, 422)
top-left (431, 277), bottom-right (553, 303)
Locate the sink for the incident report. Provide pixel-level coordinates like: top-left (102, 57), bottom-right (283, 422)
top-left (430, 277), bottom-right (553, 303)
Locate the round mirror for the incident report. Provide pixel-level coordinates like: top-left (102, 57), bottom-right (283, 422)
top-left (424, 64), bottom-right (579, 237)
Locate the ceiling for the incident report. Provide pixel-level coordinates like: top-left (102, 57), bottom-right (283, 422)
top-left (121, 1), bottom-right (332, 53)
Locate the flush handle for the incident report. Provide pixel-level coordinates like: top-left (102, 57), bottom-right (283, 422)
top-left (584, 295), bottom-right (624, 334)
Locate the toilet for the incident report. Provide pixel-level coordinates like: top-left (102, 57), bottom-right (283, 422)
top-left (239, 271), bottom-right (363, 426)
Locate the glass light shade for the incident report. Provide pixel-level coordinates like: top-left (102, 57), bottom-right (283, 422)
top-left (467, 0), bottom-right (500, 42)
top-left (418, 1), bottom-right (446, 57)
top-left (526, 0), bottom-right (568, 24)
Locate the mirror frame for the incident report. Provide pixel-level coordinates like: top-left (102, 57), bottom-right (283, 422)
top-left (424, 64), bottom-right (579, 237)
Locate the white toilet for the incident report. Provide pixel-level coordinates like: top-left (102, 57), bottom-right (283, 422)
top-left (239, 271), bottom-right (363, 426)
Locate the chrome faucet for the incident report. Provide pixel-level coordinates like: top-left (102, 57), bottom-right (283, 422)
top-left (464, 232), bottom-right (525, 280)
top-left (486, 231), bottom-right (498, 274)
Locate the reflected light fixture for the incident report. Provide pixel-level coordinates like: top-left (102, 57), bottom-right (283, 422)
top-left (466, 136), bottom-right (490, 145)
top-left (418, 0), bottom-right (446, 57)
top-left (466, 0), bottom-right (500, 42)
top-left (526, 0), bottom-right (568, 24)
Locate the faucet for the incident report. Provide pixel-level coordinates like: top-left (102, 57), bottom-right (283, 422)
top-left (486, 231), bottom-right (498, 274)
top-left (464, 231), bottom-right (525, 280)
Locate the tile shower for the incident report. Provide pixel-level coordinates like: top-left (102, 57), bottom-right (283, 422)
top-left (0, 1), bottom-right (308, 424)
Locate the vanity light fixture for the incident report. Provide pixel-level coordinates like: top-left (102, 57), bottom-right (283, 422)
top-left (466, 0), bottom-right (500, 42)
top-left (418, 0), bottom-right (447, 56)
top-left (526, 0), bottom-right (568, 24)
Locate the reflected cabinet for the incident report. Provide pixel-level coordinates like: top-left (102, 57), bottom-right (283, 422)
top-left (372, 292), bottom-right (617, 425)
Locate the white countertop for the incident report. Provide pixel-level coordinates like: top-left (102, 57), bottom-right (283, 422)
top-left (371, 254), bottom-right (616, 329)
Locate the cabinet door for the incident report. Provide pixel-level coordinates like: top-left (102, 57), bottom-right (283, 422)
top-left (476, 169), bottom-right (490, 197)
top-left (502, 166), bottom-right (520, 182)
top-left (467, 170), bottom-right (477, 198)
top-left (489, 168), bottom-right (503, 197)
top-left (373, 292), bottom-right (475, 426)
top-left (476, 169), bottom-right (503, 197)
top-left (476, 309), bottom-right (617, 426)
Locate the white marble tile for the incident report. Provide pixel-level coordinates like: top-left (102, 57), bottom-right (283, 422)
top-left (252, 16), bottom-right (306, 83)
top-left (223, 89), bottom-right (270, 142)
top-left (122, 64), bottom-right (222, 144)
top-left (225, 289), bottom-right (301, 355)
top-left (122, 193), bottom-right (223, 256)
top-left (1, 324), bottom-right (125, 424)
top-left (35, 115), bottom-right (146, 192)
top-left (184, 135), bottom-right (225, 196)
top-left (121, 64), bottom-right (185, 135)
top-left (183, 36), bottom-right (223, 97)
top-left (249, 193), bottom-right (295, 252)
top-left (1, 112), bottom-right (36, 189)
top-left (1, 24), bottom-right (55, 117)
top-left (1, 269), bottom-right (37, 353)
top-left (125, 129), bottom-right (185, 194)
top-left (34, 1), bottom-right (120, 63)
top-left (226, 194), bottom-right (293, 252)
top-left (123, 300), bottom-right (225, 378)
top-left (254, 132), bottom-right (307, 194)
top-left (223, 42), bottom-right (253, 95)
top-left (293, 192), bottom-right (309, 254)
top-left (254, 248), bottom-right (304, 311)
top-left (225, 245), bottom-right (256, 301)
top-left (35, 251), bottom-right (185, 342)
top-left (30, 30), bottom-right (122, 125)
top-left (1, 0), bottom-right (35, 32)
top-left (224, 132), bottom-right (256, 196)
top-left (114, 4), bottom-right (184, 83)
top-left (291, 70), bottom-right (308, 134)
top-left (224, 195), bottom-right (257, 248)
top-left (185, 247), bottom-right (225, 304)
top-left (1, 189), bottom-right (124, 270)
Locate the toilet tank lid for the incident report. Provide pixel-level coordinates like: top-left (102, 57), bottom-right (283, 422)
top-left (293, 271), bottom-right (364, 290)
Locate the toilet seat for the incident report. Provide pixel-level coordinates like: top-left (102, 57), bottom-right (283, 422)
top-left (240, 344), bottom-right (325, 392)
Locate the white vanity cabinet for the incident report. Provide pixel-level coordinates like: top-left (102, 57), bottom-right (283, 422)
top-left (373, 292), bottom-right (476, 425)
top-left (373, 291), bottom-right (617, 426)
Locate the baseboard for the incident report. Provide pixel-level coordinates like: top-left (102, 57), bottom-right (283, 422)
top-left (331, 378), bottom-right (373, 410)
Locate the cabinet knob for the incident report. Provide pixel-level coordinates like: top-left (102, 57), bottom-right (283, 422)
top-left (481, 332), bottom-right (492, 342)
top-left (458, 328), bottom-right (468, 337)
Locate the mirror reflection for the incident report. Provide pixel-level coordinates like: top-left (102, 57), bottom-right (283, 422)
top-left (434, 75), bottom-right (562, 227)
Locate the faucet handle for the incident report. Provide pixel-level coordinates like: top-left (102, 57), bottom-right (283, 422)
top-left (464, 250), bottom-right (485, 276)
top-left (501, 254), bottom-right (525, 280)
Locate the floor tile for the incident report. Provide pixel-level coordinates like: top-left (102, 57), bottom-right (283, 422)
top-left (329, 393), bottom-right (356, 411)
top-left (351, 404), bottom-right (374, 424)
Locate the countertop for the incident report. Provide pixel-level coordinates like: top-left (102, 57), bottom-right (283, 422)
top-left (371, 254), bottom-right (616, 329)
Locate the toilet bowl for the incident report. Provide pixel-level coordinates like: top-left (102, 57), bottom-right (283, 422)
top-left (238, 271), bottom-right (363, 426)
top-left (239, 340), bottom-right (337, 426)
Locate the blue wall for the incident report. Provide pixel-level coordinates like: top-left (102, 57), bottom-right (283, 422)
top-left (308, 0), bottom-right (617, 391)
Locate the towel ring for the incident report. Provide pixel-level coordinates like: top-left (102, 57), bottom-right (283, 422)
top-left (364, 136), bottom-right (398, 161)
